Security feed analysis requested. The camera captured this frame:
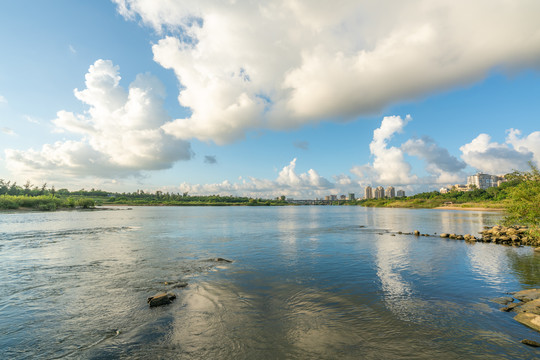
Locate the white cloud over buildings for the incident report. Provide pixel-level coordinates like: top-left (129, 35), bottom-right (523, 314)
top-left (5, 59), bottom-right (192, 180)
top-left (352, 115), bottom-right (417, 186)
top-left (115, 0), bottom-right (540, 144)
top-left (460, 132), bottom-right (535, 174)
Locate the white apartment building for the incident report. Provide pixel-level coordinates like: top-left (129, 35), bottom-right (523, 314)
top-left (364, 186), bottom-right (373, 199)
top-left (467, 173), bottom-right (504, 190)
top-left (385, 186), bottom-right (395, 198)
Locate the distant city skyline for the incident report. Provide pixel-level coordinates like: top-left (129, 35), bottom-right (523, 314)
top-left (1, 1), bottom-right (539, 198)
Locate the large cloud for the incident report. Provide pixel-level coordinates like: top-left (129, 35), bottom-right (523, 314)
top-left (115, 0), bottom-right (540, 144)
top-left (460, 132), bottom-right (536, 174)
top-left (5, 60), bottom-right (192, 180)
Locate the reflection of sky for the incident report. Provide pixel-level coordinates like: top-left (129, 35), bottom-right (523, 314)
top-left (376, 237), bottom-right (412, 299)
top-left (466, 244), bottom-right (509, 287)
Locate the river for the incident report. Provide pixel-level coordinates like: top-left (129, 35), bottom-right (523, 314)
top-left (1, 206), bottom-right (539, 359)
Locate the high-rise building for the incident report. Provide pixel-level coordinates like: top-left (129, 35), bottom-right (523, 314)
top-left (467, 173), bottom-right (503, 190)
top-left (348, 193), bottom-right (355, 201)
top-left (396, 190), bottom-right (405, 197)
top-left (385, 186), bottom-right (395, 198)
top-left (374, 186), bottom-right (385, 199)
top-left (364, 186), bottom-right (373, 199)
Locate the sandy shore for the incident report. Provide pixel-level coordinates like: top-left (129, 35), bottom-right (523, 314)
top-left (434, 206), bottom-right (504, 211)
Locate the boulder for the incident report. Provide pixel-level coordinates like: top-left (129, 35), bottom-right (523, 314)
top-left (515, 313), bottom-right (540, 332)
top-left (534, 247), bottom-right (540, 252)
top-left (207, 257), bottom-right (233, 263)
top-left (413, 230), bottom-right (420, 236)
top-left (514, 289), bottom-right (540, 303)
top-left (517, 298), bottom-right (540, 315)
top-left (490, 296), bottom-right (514, 305)
top-left (440, 233), bottom-right (449, 238)
top-left (147, 292), bottom-right (176, 307)
top-left (501, 302), bottom-right (522, 312)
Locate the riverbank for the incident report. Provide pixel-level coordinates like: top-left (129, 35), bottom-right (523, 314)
top-left (434, 206), bottom-right (504, 211)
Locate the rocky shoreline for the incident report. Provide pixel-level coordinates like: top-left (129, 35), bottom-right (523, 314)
top-left (406, 225), bottom-right (539, 247)
top-left (492, 289), bottom-right (540, 347)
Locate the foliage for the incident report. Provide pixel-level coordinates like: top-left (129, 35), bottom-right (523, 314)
top-left (502, 163), bottom-right (540, 241)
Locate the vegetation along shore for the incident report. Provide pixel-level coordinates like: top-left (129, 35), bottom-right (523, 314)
top-left (1, 165), bottom-right (539, 243)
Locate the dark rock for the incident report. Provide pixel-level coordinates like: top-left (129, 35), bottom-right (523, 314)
top-left (449, 234), bottom-right (457, 239)
top-left (491, 296), bottom-right (514, 305)
top-left (440, 233), bottom-right (449, 238)
top-left (168, 281), bottom-right (188, 288)
top-left (501, 302), bottom-right (522, 312)
top-left (521, 339), bottom-right (540, 347)
top-left (148, 292), bottom-right (176, 307)
top-left (208, 257), bottom-right (233, 263)
top-left (413, 230), bottom-right (420, 236)
top-left (397, 231), bottom-right (403, 234)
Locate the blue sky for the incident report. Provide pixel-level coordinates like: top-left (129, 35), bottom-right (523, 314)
top-left (1, 1), bottom-right (539, 198)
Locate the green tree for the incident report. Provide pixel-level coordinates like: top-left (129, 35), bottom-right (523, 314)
top-left (503, 163), bottom-right (540, 242)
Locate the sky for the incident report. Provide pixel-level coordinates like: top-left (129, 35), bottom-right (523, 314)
top-left (1, 0), bottom-right (539, 199)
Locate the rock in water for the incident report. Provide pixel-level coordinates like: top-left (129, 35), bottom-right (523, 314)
top-left (514, 289), bottom-right (540, 302)
top-left (521, 339), bottom-right (540, 347)
top-left (514, 313), bottom-right (540, 332)
top-left (147, 292), bottom-right (176, 307)
top-left (501, 302), bottom-right (521, 312)
top-left (413, 230), bottom-right (420, 236)
top-left (517, 298), bottom-right (540, 315)
top-left (209, 257), bottom-right (233, 263)
top-left (490, 297), bottom-right (514, 305)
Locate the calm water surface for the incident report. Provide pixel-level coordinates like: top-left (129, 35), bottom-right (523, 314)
top-left (1, 206), bottom-right (540, 359)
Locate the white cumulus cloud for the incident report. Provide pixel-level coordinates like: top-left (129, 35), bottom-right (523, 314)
top-left (460, 131), bottom-right (537, 174)
top-left (115, 0), bottom-right (540, 144)
top-left (5, 59), bottom-right (192, 180)
top-left (352, 115), bottom-right (416, 185)
top-left (172, 158), bottom-right (335, 198)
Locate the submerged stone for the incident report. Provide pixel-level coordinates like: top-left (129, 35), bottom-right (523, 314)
top-left (501, 302), bottom-right (522, 312)
top-left (208, 257), bottom-right (233, 263)
top-left (147, 292), bottom-right (176, 307)
top-left (491, 297), bottom-right (514, 305)
top-left (521, 339), bottom-right (540, 347)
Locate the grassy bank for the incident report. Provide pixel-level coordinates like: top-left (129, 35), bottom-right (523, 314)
top-left (0, 195), bottom-right (95, 211)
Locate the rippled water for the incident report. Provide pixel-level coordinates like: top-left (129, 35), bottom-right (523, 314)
top-left (1, 206), bottom-right (539, 359)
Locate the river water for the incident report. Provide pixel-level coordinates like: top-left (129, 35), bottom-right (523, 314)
top-left (1, 206), bottom-right (539, 359)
